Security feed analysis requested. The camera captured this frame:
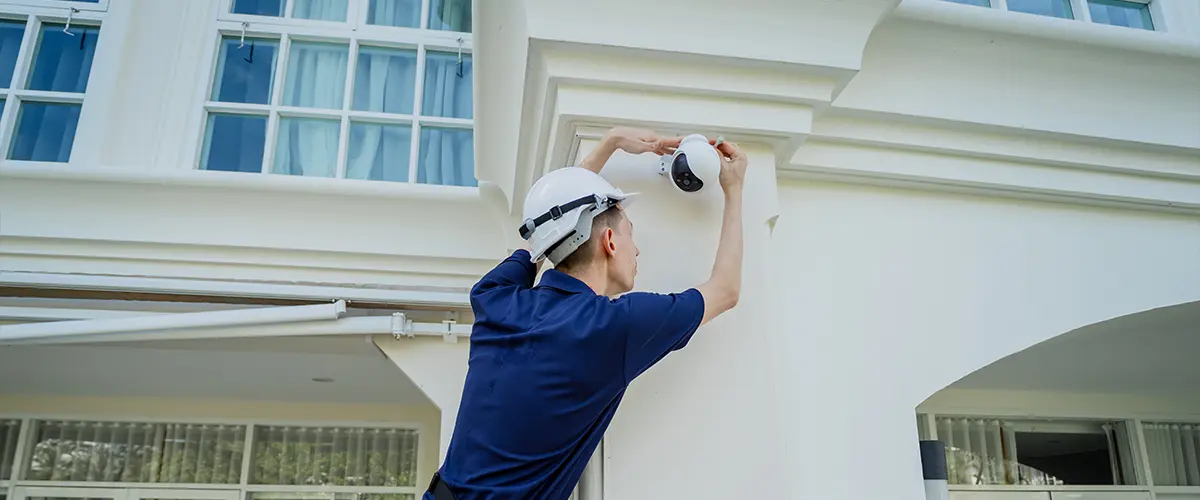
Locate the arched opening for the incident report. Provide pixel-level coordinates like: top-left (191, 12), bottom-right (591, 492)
top-left (915, 300), bottom-right (1200, 500)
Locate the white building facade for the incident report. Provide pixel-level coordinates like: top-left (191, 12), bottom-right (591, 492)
top-left (1, 0), bottom-right (1198, 499)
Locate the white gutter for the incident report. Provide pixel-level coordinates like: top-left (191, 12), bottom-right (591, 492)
top-left (0, 301), bottom-right (347, 343)
top-left (0, 309), bottom-right (471, 346)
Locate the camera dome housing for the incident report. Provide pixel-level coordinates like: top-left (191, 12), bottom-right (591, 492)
top-left (659, 134), bottom-right (721, 193)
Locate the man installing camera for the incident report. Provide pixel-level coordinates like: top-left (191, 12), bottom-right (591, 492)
top-left (424, 127), bottom-right (748, 500)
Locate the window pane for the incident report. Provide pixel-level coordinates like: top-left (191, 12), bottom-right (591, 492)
top-left (1007, 0), bottom-right (1073, 18)
top-left (0, 20), bottom-right (25, 89)
top-left (348, 122), bottom-right (411, 182)
top-left (1088, 0), bottom-right (1153, 29)
top-left (945, 0), bottom-right (991, 6)
top-left (232, 0), bottom-right (283, 16)
top-left (1, 419), bottom-right (19, 480)
top-left (273, 117), bottom-right (340, 177)
top-left (202, 113), bottom-right (267, 173)
top-left (283, 42), bottom-right (348, 109)
top-left (1144, 422), bottom-right (1200, 486)
top-left (250, 426), bottom-right (420, 486)
top-left (27, 24), bottom-right (100, 92)
top-left (353, 46), bottom-right (416, 114)
top-left (418, 126), bottom-right (474, 186)
top-left (212, 37), bottom-right (278, 104)
top-left (935, 417), bottom-right (1138, 486)
top-left (429, 0), bottom-right (471, 32)
top-left (366, 0), bottom-right (420, 28)
top-left (422, 51), bottom-right (471, 119)
top-left (25, 420), bottom-right (245, 483)
top-left (293, 0), bottom-right (349, 22)
top-left (9, 102), bottom-right (80, 162)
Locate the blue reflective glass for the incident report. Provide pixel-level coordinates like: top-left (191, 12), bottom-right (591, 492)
top-left (27, 24), bottom-right (100, 92)
top-left (9, 102), bottom-right (81, 162)
top-left (1088, 0), bottom-right (1153, 30)
top-left (367, 0), bottom-right (420, 27)
top-left (212, 37), bottom-right (278, 104)
top-left (429, 0), bottom-right (471, 32)
top-left (348, 122), bottom-right (411, 182)
top-left (418, 127), bottom-right (474, 187)
top-left (232, 0), bottom-right (283, 16)
top-left (0, 21), bottom-right (25, 89)
top-left (353, 46), bottom-right (416, 114)
top-left (945, 0), bottom-right (991, 6)
top-left (201, 113), bottom-right (267, 173)
top-left (422, 52), bottom-right (471, 119)
top-left (1007, 0), bottom-right (1073, 18)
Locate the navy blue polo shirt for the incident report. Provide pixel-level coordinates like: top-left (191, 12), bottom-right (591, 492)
top-left (426, 249), bottom-right (704, 500)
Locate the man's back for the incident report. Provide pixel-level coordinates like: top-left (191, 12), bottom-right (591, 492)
top-left (431, 250), bottom-right (704, 499)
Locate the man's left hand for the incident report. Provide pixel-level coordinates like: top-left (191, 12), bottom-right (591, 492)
top-left (606, 127), bottom-right (682, 156)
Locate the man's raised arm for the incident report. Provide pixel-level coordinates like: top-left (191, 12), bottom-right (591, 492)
top-left (578, 127), bottom-right (682, 174)
top-left (695, 141), bottom-right (747, 326)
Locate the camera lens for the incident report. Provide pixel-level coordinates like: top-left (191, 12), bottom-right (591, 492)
top-left (671, 154), bottom-right (704, 193)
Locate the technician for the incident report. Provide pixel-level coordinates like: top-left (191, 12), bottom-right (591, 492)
top-left (425, 126), bottom-right (748, 500)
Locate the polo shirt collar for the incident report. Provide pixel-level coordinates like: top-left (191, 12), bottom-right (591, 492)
top-left (538, 269), bottom-right (596, 295)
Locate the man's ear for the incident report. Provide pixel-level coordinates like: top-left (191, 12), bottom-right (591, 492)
top-left (604, 228), bottom-right (617, 256)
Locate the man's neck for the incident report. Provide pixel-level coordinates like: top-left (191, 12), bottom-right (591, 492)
top-left (560, 266), bottom-right (610, 297)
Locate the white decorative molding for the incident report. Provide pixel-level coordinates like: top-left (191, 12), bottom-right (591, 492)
top-left (789, 111), bottom-right (1200, 214)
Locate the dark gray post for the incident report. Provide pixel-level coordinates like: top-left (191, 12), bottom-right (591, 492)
top-left (920, 440), bottom-right (949, 500)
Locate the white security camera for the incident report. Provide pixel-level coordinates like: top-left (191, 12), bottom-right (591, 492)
top-left (659, 134), bottom-right (721, 193)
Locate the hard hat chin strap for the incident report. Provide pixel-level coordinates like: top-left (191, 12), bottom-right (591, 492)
top-left (518, 194), bottom-right (619, 241)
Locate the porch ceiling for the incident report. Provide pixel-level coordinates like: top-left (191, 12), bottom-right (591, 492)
top-left (0, 335), bottom-right (431, 405)
top-left (951, 300), bottom-right (1200, 396)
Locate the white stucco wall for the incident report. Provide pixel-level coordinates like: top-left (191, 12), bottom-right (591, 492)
top-left (2, 0), bottom-right (1199, 498)
top-left (769, 180), bottom-right (1200, 499)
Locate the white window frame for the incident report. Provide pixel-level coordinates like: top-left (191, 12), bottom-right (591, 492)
top-left (961, 0), bottom-right (1161, 31)
top-left (918, 412), bottom-right (1200, 497)
top-left (185, 0), bottom-right (475, 186)
top-left (0, 0), bottom-right (106, 167)
top-left (0, 415), bottom-right (428, 500)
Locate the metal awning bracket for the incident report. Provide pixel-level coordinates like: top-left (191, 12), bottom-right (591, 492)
top-left (442, 311), bottom-right (459, 343)
top-left (391, 312), bottom-right (413, 340)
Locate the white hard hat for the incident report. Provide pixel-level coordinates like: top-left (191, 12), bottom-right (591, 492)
top-left (519, 167), bottom-right (635, 264)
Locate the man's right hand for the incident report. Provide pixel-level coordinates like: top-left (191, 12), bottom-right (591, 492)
top-left (714, 141), bottom-right (748, 193)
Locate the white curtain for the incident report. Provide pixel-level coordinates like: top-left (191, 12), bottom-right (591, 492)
top-left (366, 0), bottom-right (420, 27)
top-left (251, 426), bottom-right (419, 487)
top-left (936, 417), bottom-right (1062, 486)
top-left (275, 117), bottom-right (339, 177)
top-left (26, 421), bottom-right (244, 484)
top-left (430, 0), bottom-right (471, 31)
top-left (348, 123), bottom-right (410, 181)
top-left (1145, 423), bottom-right (1200, 486)
top-left (1103, 422), bottom-right (1138, 485)
top-left (277, 41), bottom-right (347, 177)
top-left (418, 52), bottom-right (473, 185)
top-left (346, 47), bottom-right (415, 181)
top-left (293, 0), bottom-right (349, 21)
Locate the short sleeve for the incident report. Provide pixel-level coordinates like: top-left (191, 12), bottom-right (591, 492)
top-left (614, 288), bottom-right (705, 383)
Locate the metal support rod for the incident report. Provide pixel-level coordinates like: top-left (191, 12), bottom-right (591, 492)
top-left (0, 301), bottom-right (347, 342)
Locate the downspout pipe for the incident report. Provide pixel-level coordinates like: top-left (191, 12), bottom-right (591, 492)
top-left (0, 300), bottom-right (347, 343)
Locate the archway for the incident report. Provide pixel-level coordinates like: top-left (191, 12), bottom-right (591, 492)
top-left (916, 300), bottom-right (1200, 499)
